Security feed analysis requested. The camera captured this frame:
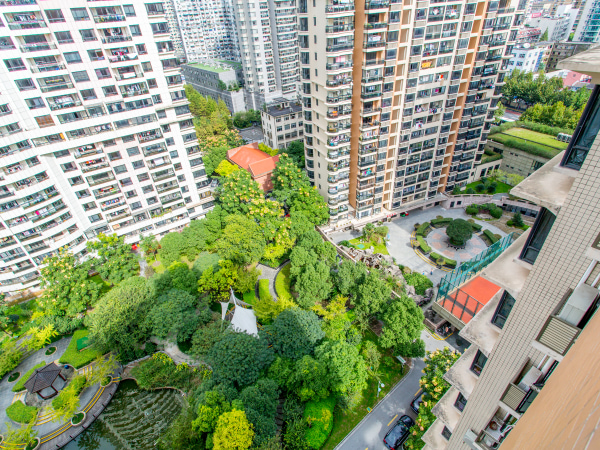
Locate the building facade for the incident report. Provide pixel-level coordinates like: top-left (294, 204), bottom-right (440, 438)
top-left (526, 15), bottom-right (573, 42)
top-left (232, 0), bottom-right (300, 110)
top-left (0, 0), bottom-right (213, 294)
top-left (423, 47), bottom-right (600, 450)
top-left (506, 43), bottom-right (549, 73)
top-left (299, 0), bottom-right (524, 223)
top-left (261, 98), bottom-right (303, 149)
top-left (181, 61), bottom-right (246, 113)
top-left (546, 41), bottom-right (594, 71)
top-left (574, 0), bottom-right (600, 42)
top-left (164, 0), bottom-right (185, 60)
top-left (170, 0), bottom-right (240, 63)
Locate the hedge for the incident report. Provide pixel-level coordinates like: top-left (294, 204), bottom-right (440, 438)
top-left (303, 396), bottom-right (336, 449)
top-left (430, 252), bottom-right (457, 268)
top-left (431, 218), bottom-right (452, 226)
top-left (416, 236), bottom-right (431, 253)
top-left (12, 361), bottom-right (46, 392)
top-left (258, 279), bottom-right (272, 301)
top-left (416, 222), bottom-right (430, 236)
top-left (59, 329), bottom-right (102, 369)
top-left (471, 222), bottom-right (482, 232)
top-left (466, 205), bottom-right (479, 215)
top-left (483, 229), bottom-right (499, 244)
top-left (488, 134), bottom-right (559, 160)
top-left (6, 401), bottom-right (38, 424)
top-left (489, 120), bottom-right (574, 137)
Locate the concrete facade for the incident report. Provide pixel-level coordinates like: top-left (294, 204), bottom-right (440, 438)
top-left (299, 0), bottom-right (523, 224)
top-left (0, 0), bottom-right (213, 293)
top-left (181, 61), bottom-right (246, 113)
top-left (574, 0), bottom-right (600, 43)
top-left (484, 141), bottom-right (550, 178)
top-left (425, 48), bottom-right (600, 450)
top-left (546, 42), bottom-right (594, 71)
top-left (261, 98), bottom-right (303, 149)
top-left (507, 43), bottom-right (549, 73)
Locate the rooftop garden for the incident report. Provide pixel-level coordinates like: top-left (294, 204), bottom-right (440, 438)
top-left (488, 121), bottom-right (569, 160)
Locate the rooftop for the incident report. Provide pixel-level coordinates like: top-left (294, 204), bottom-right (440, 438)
top-left (437, 276), bottom-right (502, 325)
top-left (186, 61), bottom-right (234, 73)
top-left (265, 99), bottom-right (302, 117)
top-left (558, 46), bottom-right (600, 83)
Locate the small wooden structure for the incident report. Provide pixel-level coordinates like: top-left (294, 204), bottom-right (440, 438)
top-left (24, 362), bottom-right (66, 400)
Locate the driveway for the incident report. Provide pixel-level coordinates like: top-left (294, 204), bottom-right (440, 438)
top-left (329, 206), bottom-right (507, 286)
top-left (335, 329), bottom-right (467, 450)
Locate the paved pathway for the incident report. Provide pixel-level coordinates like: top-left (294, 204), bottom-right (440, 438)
top-left (427, 229), bottom-right (488, 264)
top-left (257, 263), bottom-right (279, 300)
top-left (329, 206), bottom-right (507, 286)
top-left (335, 329), bottom-right (468, 450)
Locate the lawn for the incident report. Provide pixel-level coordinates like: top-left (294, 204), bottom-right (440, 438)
top-left (461, 179), bottom-right (512, 194)
top-left (321, 331), bottom-right (408, 450)
top-left (258, 279), bottom-right (272, 301)
top-left (242, 290), bottom-right (257, 305)
top-left (349, 237), bottom-right (389, 255)
top-left (489, 127), bottom-right (566, 160)
top-left (89, 274), bottom-right (112, 295)
top-left (59, 329), bottom-right (102, 369)
top-left (275, 264), bottom-right (292, 301)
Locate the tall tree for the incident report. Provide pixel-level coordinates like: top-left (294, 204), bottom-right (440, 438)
top-left (295, 261), bottom-right (332, 309)
top-left (38, 249), bottom-right (100, 318)
top-left (239, 378), bottom-right (280, 445)
top-left (217, 170), bottom-right (264, 215)
top-left (287, 355), bottom-right (330, 402)
top-left (352, 271), bottom-right (392, 321)
top-left (87, 233), bottom-right (139, 284)
top-left (213, 410), bottom-right (254, 450)
top-left (269, 308), bottom-right (325, 359)
top-left (379, 294), bottom-right (425, 351)
top-left (146, 289), bottom-right (207, 341)
top-left (197, 260), bottom-right (238, 302)
top-left (152, 261), bottom-right (199, 297)
top-left (215, 215), bottom-right (266, 266)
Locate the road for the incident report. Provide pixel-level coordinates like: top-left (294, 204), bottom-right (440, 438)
top-left (336, 330), bottom-right (467, 450)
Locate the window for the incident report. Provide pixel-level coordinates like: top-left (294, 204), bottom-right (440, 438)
top-left (174, 105), bottom-right (190, 116)
top-left (95, 68), bottom-right (111, 79)
top-left (130, 201), bottom-right (142, 210)
top-left (123, 5), bottom-right (136, 16)
top-left (88, 49), bottom-right (104, 61)
top-left (470, 350), bottom-right (487, 376)
top-left (55, 31), bottom-right (73, 43)
top-left (16, 79), bottom-right (35, 91)
top-left (132, 160), bottom-right (144, 169)
top-left (170, 150), bottom-right (179, 159)
top-left (130, 25), bottom-right (142, 36)
top-left (520, 208), bottom-right (556, 264)
top-left (136, 43), bottom-right (147, 55)
top-left (102, 86), bottom-right (118, 96)
top-left (390, 11), bottom-right (400, 22)
top-left (562, 85), bottom-right (600, 170)
top-left (142, 62), bottom-right (152, 72)
top-left (72, 70), bottom-right (90, 82)
top-left (492, 291), bottom-right (515, 329)
top-left (147, 196), bottom-right (157, 204)
top-left (166, 137), bottom-right (175, 146)
top-left (76, 189), bottom-right (90, 199)
top-left (127, 147), bottom-right (140, 156)
top-left (54, 150), bottom-right (70, 158)
top-left (89, 213), bottom-right (102, 223)
top-left (35, 115), bottom-right (54, 128)
top-left (26, 98), bottom-right (45, 109)
top-left (64, 52), bottom-right (82, 64)
top-left (125, 190), bottom-right (137, 198)
top-left (147, 78), bottom-right (158, 88)
top-left (142, 185), bottom-right (153, 194)
top-left (114, 164), bottom-right (127, 174)
top-left (120, 177), bottom-right (133, 186)
top-left (137, 173), bottom-right (149, 182)
top-left (441, 426), bottom-right (452, 440)
top-left (71, 8), bottom-right (89, 21)
top-left (108, 151), bottom-right (121, 161)
top-left (454, 393), bottom-right (467, 412)
top-left (152, 94), bottom-right (162, 104)
top-left (4, 58), bottom-right (25, 71)
top-left (386, 49), bottom-right (397, 60)
top-left (80, 89), bottom-right (97, 100)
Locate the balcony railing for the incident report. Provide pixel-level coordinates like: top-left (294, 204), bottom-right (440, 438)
top-left (93, 14), bottom-right (126, 23)
top-left (20, 42), bottom-right (56, 52)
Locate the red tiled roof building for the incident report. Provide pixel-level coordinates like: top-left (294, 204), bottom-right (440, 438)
top-left (227, 142), bottom-right (280, 191)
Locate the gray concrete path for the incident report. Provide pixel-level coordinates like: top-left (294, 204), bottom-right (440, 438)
top-left (335, 329), bottom-right (467, 450)
top-left (257, 263), bottom-right (279, 300)
top-left (329, 206), bottom-right (507, 286)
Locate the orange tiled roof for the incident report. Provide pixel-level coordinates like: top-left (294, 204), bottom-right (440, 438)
top-left (438, 276), bottom-right (502, 324)
top-left (249, 154), bottom-right (279, 177)
top-left (227, 142), bottom-right (270, 171)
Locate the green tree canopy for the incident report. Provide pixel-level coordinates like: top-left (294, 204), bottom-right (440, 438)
top-left (191, 318), bottom-right (228, 359)
top-left (520, 101), bottom-right (583, 129)
top-left (215, 215), bottom-right (266, 266)
top-left (287, 355), bottom-right (330, 402)
top-left (217, 170), bottom-right (264, 215)
top-left (295, 262), bottom-right (332, 309)
top-left (335, 260), bottom-right (368, 297)
top-left (147, 289), bottom-right (209, 341)
top-left (198, 260), bottom-right (238, 303)
top-left (269, 308), bottom-right (325, 359)
top-left (153, 261), bottom-right (199, 297)
top-left (88, 277), bottom-right (154, 356)
top-left (446, 219), bottom-right (473, 246)
top-left (157, 231), bottom-right (188, 268)
top-left (239, 378), bottom-right (280, 445)
top-left (213, 409), bottom-right (254, 450)
top-left (379, 294), bottom-right (425, 351)
top-left (207, 331), bottom-right (274, 388)
top-left (352, 271), bottom-right (392, 321)
top-left (87, 233), bottom-right (138, 284)
top-left (281, 140), bottom-right (305, 168)
top-left (38, 249), bottom-right (100, 318)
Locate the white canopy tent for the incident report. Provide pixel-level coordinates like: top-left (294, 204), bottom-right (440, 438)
top-left (220, 290), bottom-right (258, 336)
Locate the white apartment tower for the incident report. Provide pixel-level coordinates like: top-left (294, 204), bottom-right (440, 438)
top-left (0, 0), bottom-right (214, 294)
top-left (299, 0), bottom-right (524, 223)
top-left (233, 0), bottom-right (300, 109)
top-left (171, 0), bottom-right (240, 63)
top-left (164, 0), bottom-right (186, 59)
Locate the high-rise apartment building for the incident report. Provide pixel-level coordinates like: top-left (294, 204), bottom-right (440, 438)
top-left (422, 48), bottom-right (600, 450)
top-left (299, 0), bottom-right (523, 223)
top-left (0, 0), bottom-right (214, 294)
top-left (232, 0), bottom-right (300, 110)
top-left (574, 0), bottom-right (600, 42)
top-left (164, 0), bottom-right (185, 60)
top-left (171, 0), bottom-right (240, 63)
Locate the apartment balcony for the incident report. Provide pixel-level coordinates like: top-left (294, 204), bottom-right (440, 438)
top-left (87, 172), bottom-right (115, 187)
top-left (364, 59), bottom-right (385, 67)
top-left (328, 194), bottom-right (348, 206)
top-left (327, 161), bottom-right (350, 172)
top-left (152, 170), bottom-right (175, 182)
top-left (100, 197), bottom-right (126, 212)
top-left (48, 96), bottom-right (81, 111)
top-left (101, 35), bottom-right (132, 44)
top-left (364, 0), bottom-right (389, 11)
top-left (93, 185), bottom-right (120, 199)
top-left (444, 344), bottom-right (479, 398)
top-left (74, 146), bottom-right (102, 158)
top-left (21, 190), bottom-right (59, 209)
top-left (31, 62), bottom-right (65, 73)
top-left (326, 76), bottom-right (352, 89)
top-left (80, 160), bottom-right (109, 173)
top-left (511, 152), bottom-right (577, 214)
top-left (108, 53), bottom-right (138, 63)
top-left (93, 14), bottom-right (126, 23)
top-left (19, 42), bottom-right (56, 53)
top-left (325, 24), bottom-right (354, 35)
top-left (40, 82), bottom-right (74, 93)
top-left (325, 93), bottom-right (353, 105)
top-left (326, 60), bottom-right (353, 72)
top-left (361, 91), bottom-right (382, 100)
top-left (327, 148), bottom-right (351, 160)
top-left (326, 43), bottom-right (354, 54)
top-left (364, 39), bottom-right (386, 50)
top-left (107, 209), bottom-right (130, 223)
top-left (326, 109), bottom-right (352, 119)
top-left (325, 2), bottom-right (354, 15)
top-left (7, 19), bottom-right (46, 30)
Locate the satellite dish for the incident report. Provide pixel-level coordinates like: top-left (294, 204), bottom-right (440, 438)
top-left (523, 43), bottom-right (531, 48)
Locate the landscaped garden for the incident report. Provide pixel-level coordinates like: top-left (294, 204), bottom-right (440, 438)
top-left (342, 222), bottom-right (389, 255)
top-left (488, 121), bottom-right (569, 160)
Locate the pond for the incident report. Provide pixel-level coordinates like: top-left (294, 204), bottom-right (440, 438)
top-left (63, 380), bottom-right (183, 450)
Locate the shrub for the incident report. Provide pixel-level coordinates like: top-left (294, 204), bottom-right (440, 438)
top-left (466, 187), bottom-right (476, 194)
top-left (489, 207), bottom-right (503, 219)
top-left (430, 252), bottom-right (442, 261)
top-left (416, 236), bottom-right (431, 253)
top-left (131, 353), bottom-right (205, 391)
top-left (446, 219), bottom-right (473, 246)
top-left (52, 375), bottom-right (86, 410)
top-left (431, 218), bottom-right (452, 226)
top-left (470, 222), bottom-right (482, 232)
top-left (512, 212), bottom-right (524, 227)
top-left (59, 329), bottom-right (102, 369)
top-left (12, 362), bottom-right (46, 392)
top-left (466, 205), bottom-right (479, 215)
top-left (303, 397), bottom-right (336, 449)
top-left (258, 279), bottom-right (272, 301)
top-left (403, 272), bottom-right (433, 295)
top-left (483, 229), bottom-right (499, 244)
top-left (402, 267), bottom-right (412, 275)
top-left (6, 401), bottom-right (38, 424)
top-left (445, 259), bottom-right (457, 268)
top-left (339, 240), bottom-right (351, 247)
top-left (506, 220), bottom-right (514, 226)
top-left (416, 222), bottom-right (430, 237)
top-left (475, 183), bottom-right (486, 193)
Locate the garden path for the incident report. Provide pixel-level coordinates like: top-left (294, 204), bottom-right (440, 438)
top-left (256, 263), bottom-right (278, 300)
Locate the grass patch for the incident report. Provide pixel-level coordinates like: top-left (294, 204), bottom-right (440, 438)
top-left (193, 251), bottom-right (221, 274)
top-left (6, 401), bottom-right (38, 424)
top-left (275, 264), bottom-right (293, 301)
top-left (482, 150), bottom-right (502, 164)
top-left (12, 361), bottom-right (46, 392)
top-left (348, 237), bottom-right (389, 255)
top-left (258, 279), bottom-right (272, 301)
top-left (489, 127), bottom-right (566, 160)
top-left (72, 412), bottom-right (84, 424)
top-left (89, 274), bottom-right (112, 295)
top-left (304, 397), bottom-right (336, 449)
top-left (321, 331), bottom-right (408, 450)
top-left (503, 127), bottom-right (569, 149)
top-left (45, 346), bottom-right (57, 356)
top-left (242, 290), bottom-right (257, 305)
top-left (462, 179), bottom-right (513, 194)
top-left (59, 329), bottom-right (102, 369)
top-left (8, 372), bottom-right (19, 382)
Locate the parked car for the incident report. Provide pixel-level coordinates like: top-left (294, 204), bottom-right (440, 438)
top-left (383, 415), bottom-right (415, 449)
top-left (410, 389), bottom-right (424, 414)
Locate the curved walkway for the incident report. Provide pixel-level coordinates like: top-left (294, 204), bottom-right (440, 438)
top-left (256, 263), bottom-right (279, 300)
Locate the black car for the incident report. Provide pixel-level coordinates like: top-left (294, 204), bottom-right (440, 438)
top-left (410, 389), bottom-right (425, 414)
top-left (383, 415), bottom-right (415, 450)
